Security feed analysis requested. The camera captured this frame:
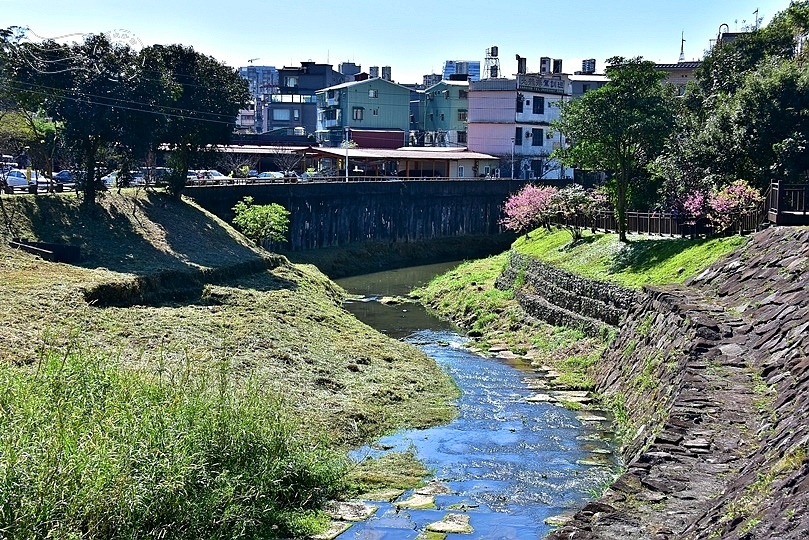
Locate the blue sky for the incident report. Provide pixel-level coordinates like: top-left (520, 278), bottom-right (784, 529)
top-left (2, 0), bottom-right (789, 82)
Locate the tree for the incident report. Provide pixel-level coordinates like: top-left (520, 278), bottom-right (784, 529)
top-left (232, 196), bottom-right (290, 246)
top-left (550, 184), bottom-right (608, 241)
top-left (553, 57), bottom-right (676, 241)
top-left (148, 45), bottom-right (248, 198)
top-left (501, 184), bottom-right (557, 237)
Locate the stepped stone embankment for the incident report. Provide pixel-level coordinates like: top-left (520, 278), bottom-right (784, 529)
top-left (496, 252), bottom-right (638, 336)
top-left (545, 226), bottom-right (809, 540)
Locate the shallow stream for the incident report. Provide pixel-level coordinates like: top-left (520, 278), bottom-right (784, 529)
top-left (336, 263), bottom-right (619, 539)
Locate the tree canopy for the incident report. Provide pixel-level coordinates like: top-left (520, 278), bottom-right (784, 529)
top-left (0, 29), bottom-right (248, 203)
top-left (553, 56), bottom-right (676, 241)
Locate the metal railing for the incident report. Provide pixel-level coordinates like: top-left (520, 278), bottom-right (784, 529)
top-left (547, 206), bottom-right (765, 238)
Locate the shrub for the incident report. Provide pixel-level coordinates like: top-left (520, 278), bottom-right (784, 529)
top-left (232, 196), bottom-right (290, 245)
top-left (0, 349), bottom-right (346, 539)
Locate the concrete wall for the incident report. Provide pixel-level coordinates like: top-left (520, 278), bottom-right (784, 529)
top-left (186, 179), bottom-right (531, 251)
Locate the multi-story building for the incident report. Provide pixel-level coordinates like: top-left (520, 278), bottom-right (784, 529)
top-left (422, 73), bottom-right (442, 88)
top-left (442, 60), bottom-right (481, 82)
top-left (259, 61), bottom-right (346, 136)
top-left (467, 73), bottom-right (572, 180)
top-left (315, 77), bottom-right (412, 148)
top-left (238, 65), bottom-right (278, 133)
top-left (418, 80), bottom-right (469, 147)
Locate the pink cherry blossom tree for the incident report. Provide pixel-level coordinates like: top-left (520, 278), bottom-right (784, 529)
top-left (501, 184), bottom-right (558, 238)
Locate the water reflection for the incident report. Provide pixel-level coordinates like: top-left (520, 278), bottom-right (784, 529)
top-left (336, 267), bottom-right (619, 539)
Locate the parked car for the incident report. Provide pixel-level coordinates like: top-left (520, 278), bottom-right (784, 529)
top-left (4, 169), bottom-right (43, 190)
top-left (195, 170), bottom-right (229, 183)
top-left (257, 171), bottom-right (284, 182)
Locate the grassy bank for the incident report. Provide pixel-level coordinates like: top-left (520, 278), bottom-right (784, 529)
top-left (413, 228), bottom-right (748, 390)
top-left (512, 229), bottom-right (746, 287)
top-left (0, 191), bottom-right (458, 538)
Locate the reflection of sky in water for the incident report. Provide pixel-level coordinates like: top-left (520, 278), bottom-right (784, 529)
top-left (335, 269), bottom-right (620, 539)
top-left (342, 331), bottom-right (619, 539)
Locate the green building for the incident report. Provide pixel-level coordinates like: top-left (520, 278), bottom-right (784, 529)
top-left (316, 78), bottom-right (411, 148)
top-left (418, 80), bottom-right (469, 147)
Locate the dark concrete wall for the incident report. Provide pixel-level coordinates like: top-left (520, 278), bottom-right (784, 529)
top-left (186, 179), bottom-right (531, 251)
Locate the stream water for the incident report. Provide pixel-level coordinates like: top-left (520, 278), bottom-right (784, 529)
top-left (335, 263), bottom-right (619, 539)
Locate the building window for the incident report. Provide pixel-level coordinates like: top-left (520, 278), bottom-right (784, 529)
top-left (293, 109), bottom-right (300, 120)
top-left (532, 128), bottom-right (543, 146)
top-left (515, 126), bottom-right (523, 145)
top-left (458, 110), bottom-right (468, 122)
top-left (457, 130), bottom-right (467, 144)
top-left (284, 76), bottom-right (298, 88)
top-left (458, 166), bottom-right (464, 177)
top-left (533, 96), bottom-right (545, 114)
top-left (516, 93), bottom-right (524, 113)
top-left (429, 113), bottom-right (434, 121)
top-left (353, 107), bottom-right (363, 121)
top-left (459, 89), bottom-right (468, 99)
top-left (368, 89), bottom-right (378, 98)
top-left (484, 165), bottom-right (490, 175)
top-left (582, 84), bottom-right (590, 92)
top-left (327, 89), bottom-right (335, 98)
top-left (373, 108), bottom-right (379, 116)
top-left (440, 113), bottom-right (445, 121)
top-left (273, 109), bottom-right (291, 121)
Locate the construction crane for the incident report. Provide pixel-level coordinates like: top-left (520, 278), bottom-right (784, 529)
top-left (247, 58), bottom-right (260, 64)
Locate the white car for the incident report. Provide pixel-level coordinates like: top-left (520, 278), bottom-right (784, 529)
top-left (3, 169), bottom-right (42, 189)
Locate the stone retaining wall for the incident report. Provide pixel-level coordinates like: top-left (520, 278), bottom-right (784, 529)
top-left (496, 251), bottom-right (638, 336)
top-left (547, 227), bottom-right (809, 540)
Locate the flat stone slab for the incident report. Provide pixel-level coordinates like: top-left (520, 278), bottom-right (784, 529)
top-left (324, 501), bottom-right (378, 521)
top-left (395, 493), bottom-right (436, 509)
top-left (496, 350), bottom-right (521, 360)
top-left (683, 437), bottom-right (711, 449)
top-left (426, 513), bottom-right (473, 534)
top-left (577, 414), bottom-right (609, 422)
top-left (545, 513), bottom-right (576, 527)
top-left (416, 481), bottom-right (454, 496)
top-left (526, 393), bottom-right (556, 403)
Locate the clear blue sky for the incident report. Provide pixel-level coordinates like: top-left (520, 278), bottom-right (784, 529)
top-left (1, 0), bottom-right (789, 83)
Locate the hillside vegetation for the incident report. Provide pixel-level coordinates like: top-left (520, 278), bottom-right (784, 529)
top-left (413, 228), bottom-right (748, 388)
top-left (0, 191), bottom-right (458, 538)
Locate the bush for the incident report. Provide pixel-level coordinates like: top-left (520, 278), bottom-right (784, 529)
top-left (0, 349), bottom-right (346, 539)
top-left (232, 196), bottom-right (290, 245)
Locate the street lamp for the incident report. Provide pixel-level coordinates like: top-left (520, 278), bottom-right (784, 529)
top-left (510, 137), bottom-right (515, 179)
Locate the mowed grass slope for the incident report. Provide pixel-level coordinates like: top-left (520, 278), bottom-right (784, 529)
top-left (0, 192), bottom-right (458, 538)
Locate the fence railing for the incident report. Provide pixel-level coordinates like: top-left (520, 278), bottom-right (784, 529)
top-left (547, 206), bottom-right (765, 238)
top-left (768, 181), bottom-right (809, 224)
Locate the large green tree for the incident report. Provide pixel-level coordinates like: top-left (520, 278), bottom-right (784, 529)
top-left (147, 44), bottom-right (248, 198)
top-left (553, 57), bottom-right (676, 242)
top-left (655, 0), bottom-right (809, 202)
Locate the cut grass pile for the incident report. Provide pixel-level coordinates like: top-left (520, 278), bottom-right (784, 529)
top-left (0, 191), bottom-right (459, 538)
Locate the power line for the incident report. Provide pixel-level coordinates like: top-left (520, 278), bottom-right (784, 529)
top-left (2, 77), bottom-right (238, 121)
top-left (0, 81), bottom-right (238, 125)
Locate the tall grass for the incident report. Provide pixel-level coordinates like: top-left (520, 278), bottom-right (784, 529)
top-left (0, 347), bottom-right (346, 539)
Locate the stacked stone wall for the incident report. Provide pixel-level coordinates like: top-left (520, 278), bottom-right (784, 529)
top-left (496, 251), bottom-right (637, 336)
top-left (547, 226), bottom-right (809, 540)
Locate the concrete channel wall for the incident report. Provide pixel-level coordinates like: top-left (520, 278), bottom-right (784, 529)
top-left (185, 179), bottom-right (531, 251)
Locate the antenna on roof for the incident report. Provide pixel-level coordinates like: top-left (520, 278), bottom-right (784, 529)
top-left (679, 31), bottom-right (686, 62)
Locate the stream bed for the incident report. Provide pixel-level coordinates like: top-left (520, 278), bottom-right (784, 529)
top-left (335, 263), bottom-right (620, 539)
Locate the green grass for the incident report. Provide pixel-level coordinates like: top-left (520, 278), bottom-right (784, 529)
top-left (513, 229), bottom-right (747, 287)
top-left (0, 347), bottom-right (346, 539)
top-left (0, 192), bottom-right (462, 537)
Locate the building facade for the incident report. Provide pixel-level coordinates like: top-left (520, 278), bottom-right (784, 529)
top-left (316, 78), bottom-right (412, 148)
top-left (258, 62), bottom-right (346, 136)
top-left (467, 74), bottom-right (572, 180)
top-left (418, 80), bottom-right (469, 147)
top-left (442, 60), bottom-right (481, 82)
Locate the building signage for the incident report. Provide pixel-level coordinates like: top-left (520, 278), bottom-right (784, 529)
top-left (517, 75), bottom-right (566, 94)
